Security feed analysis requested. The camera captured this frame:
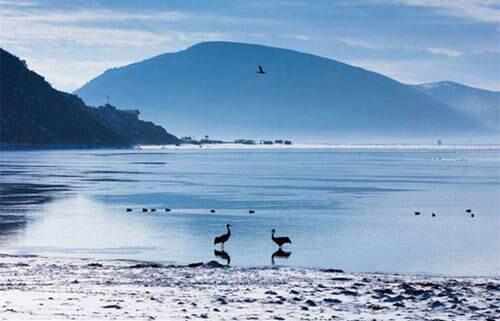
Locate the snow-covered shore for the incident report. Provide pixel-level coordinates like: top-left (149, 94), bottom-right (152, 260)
top-left (0, 255), bottom-right (497, 320)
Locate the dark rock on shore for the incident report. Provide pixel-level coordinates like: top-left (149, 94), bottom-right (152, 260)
top-left (322, 268), bottom-right (344, 273)
top-left (187, 261), bottom-right (226, 268)
top-left (87, 263), bottom-right (103, 268)
top-left (101, 304), bottom-right (122, 309)
top-left (187, 262), bottom-right (204, 268)
top-left (127, 262), bottom-right (163, 269)
top-left (204, 261), bottom-right (226, 268)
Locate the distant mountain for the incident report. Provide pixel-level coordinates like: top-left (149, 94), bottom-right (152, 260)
top-left (412, 81), bottom-right (499, 131)
top-left (75, 41), bottom-right (489, 143)
top-left (0, 48), bottom-right (179, 147)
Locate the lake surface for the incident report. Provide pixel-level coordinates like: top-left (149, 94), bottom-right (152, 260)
top-left (1, 147), bottom-right (499, 276)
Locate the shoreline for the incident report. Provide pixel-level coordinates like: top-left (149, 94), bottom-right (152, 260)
top-left (2, 143), bottom-right (500, 152)
top-left (1, 253), bottom-right (497, 279)
top-left (0, 254), bottom-right (497, 320)
top-left (138, 143), bottom-right (500, 150)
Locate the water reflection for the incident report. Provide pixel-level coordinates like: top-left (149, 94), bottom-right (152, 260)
top-left (0, 182), bottom-right (71, 244)
top-left (271, 248), bottom-right (292, 266)
top-left (0, 183), bottom-right (70, 206)
top-left (214, 249), bottom-right (231, 266)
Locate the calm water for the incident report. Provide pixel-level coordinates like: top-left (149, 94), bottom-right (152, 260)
top-left (0, 147), bottom-right (499, 276)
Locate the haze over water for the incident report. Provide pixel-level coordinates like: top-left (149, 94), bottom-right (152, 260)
top-left (0, 147), bottom-right (499, 276)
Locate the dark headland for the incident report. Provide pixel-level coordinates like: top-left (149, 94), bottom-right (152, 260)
top-left (0, 48), bottom-right (179, 149)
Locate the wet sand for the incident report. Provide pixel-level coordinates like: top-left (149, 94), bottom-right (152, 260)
top-left (0, 254), bottom-right (498, 320)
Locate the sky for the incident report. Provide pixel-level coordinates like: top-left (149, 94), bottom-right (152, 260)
top-left (1, 0), bottom-right (499, 92)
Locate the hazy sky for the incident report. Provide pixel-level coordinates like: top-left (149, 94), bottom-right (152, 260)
top-left (1, 0), bottom-right (499, 91)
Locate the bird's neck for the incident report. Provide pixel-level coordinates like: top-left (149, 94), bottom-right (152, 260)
top-left (226, 226), bottom-right (231, 235)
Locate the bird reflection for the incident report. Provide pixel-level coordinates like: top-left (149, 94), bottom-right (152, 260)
top-left (214, 249), bottom-right (231, 266)
top-left (271, 248), bottom-right (292, 266)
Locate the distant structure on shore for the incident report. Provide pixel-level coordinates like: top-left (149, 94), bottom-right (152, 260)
top-left (180, 136), bottom-right (292, 145)
top-left (234, 139), bottom-right (256, 145)
top-left (260, 140), bottom-right (292, 145)
top-left (180, 136), bottom-right (223, 144)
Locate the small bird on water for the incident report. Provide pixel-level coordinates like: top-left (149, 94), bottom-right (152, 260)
top-left (214, 224), bottom-right (232, 249)
top-left (257, 65), bottom-right (266, 74)
top-left (272, 229), bottom-right (292, 248)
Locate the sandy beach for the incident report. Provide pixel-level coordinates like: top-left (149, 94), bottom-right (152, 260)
top-left (0, 254), bottom-right (497, 321)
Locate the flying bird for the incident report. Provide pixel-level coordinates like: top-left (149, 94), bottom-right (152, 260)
top-left (271, 229), bottom-right (292, 248)
top-left (257, 65), bottom-right (266, 74)
top-left (214, 224), bottom-right (232, 249)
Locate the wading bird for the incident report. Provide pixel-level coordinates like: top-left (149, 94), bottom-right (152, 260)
top-left (272, 229), bottom-right (292, 248)
top-left (257, 65), bottom-right (266, 74)
top-left (214, 224), bottom-right (232, 249)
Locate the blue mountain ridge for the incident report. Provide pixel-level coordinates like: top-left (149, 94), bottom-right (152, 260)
top-left (75, 41), bottom-right (494, 143)
top-left (412, 81), bottom-right (499, 132)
